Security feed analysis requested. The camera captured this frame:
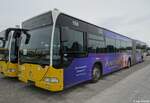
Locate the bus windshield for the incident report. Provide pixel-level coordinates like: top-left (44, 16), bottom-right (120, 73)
top-left (0, 30), bottom-right (22, 62)
top-left (0, 31), bottom-right (8, 61)
top-left (20, 25), bottom-right (52, 65)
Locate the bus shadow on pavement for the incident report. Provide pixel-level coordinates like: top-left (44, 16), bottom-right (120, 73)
top-left (21, 81), bottom-right (89, 95)
top-left (23, 84), bottom-right (59, 94)
top-left (0, 76), bottom-right (19, 83)
top-left (18, 82), bottom-right (91, 103)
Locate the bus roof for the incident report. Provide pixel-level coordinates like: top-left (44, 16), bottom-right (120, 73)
top-left (60, 13), bottom-right (132, 41)
top-left (60, 12), bottom-right (147, 43)
top-left (22, 9), bottom-right (146, 44)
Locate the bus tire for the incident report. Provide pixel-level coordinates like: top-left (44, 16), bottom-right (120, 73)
top-left (127, 59), bottom-right (131, 68)
top-left (91, 64), bottom-right (101, 83)
top-left (141, 56), bottom-right (144, 62)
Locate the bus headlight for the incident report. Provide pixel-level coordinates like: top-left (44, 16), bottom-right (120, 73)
top-left (8, 68), bottom-right (16, 72)
top-left (44, 77), bottom-right (59, 83)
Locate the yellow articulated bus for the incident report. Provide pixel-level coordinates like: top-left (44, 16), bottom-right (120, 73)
top-left (0, 28), bottom-right (30, 77)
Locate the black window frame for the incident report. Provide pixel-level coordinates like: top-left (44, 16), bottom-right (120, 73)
top-left (105, 37), bottom-right (116, 53)
top-left (87, 32), bottom-right (105, 53)
top-left (60, 26), bottom-right (87, 56)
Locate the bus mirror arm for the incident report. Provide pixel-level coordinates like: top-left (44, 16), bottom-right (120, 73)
top-left (0, 37), bottom-right (4, 40)
top-left (25, 37), bottom-right (30, 44)
top-left (5, 28), bottom-right (22, 40)
top-left (25, 34), bottom-right (30, 44)
top-left (5, 29), bottom-right (11, 40)
top-left (22, 30), bottom-right (31, 44)
top-left (4, 28), bottom-right (30, 44)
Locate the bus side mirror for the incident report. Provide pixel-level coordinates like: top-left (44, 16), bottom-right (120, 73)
top-left (0, 37), bottom-right (4, 40)
top-left (5, 29), bottom-right (10, 40)
top-left (22, 30), bottom-right (30, 44)
top-left (25, 36), bottom-right (30, 44)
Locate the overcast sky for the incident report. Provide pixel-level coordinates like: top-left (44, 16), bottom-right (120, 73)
top-left (0, 0), bottom-right (150, 46)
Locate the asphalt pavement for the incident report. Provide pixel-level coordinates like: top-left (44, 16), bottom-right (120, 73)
top-left (0, 57), bottom-right (150, 103)
top-left (87, 57), bottom-right (150, 103)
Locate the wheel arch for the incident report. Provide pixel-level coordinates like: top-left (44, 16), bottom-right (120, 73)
top-left (93, 61), bottom-right (103, 75)
top-left (128, 57), bottom-right (132, 67)
top-left (128, 57), bottom-right (131, 62)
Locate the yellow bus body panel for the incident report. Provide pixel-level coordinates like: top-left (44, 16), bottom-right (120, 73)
top-left (0, 61), bottom-right (7, 73)
top-left (18, 64), bottom-right (64, 92)
top-left (18, 64), bottom-right (28, 83)
top-left (4, 62), bottom-right (18, 77)
top-left (36, 66), bottom-right (64, 92)
top-left (18, 64), bottom-right (48, 82)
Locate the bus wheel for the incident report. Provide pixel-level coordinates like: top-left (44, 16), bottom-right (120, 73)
top-left (141, 56), bottom-right (144, 62)
top-left (127, 60), bottom-right (131, 68)
top-left (91, 64), bottom-right (101, 83)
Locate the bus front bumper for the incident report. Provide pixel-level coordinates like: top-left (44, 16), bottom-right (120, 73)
top-left (4, 68), bottom-right (18, 77)
top-left (19, 75), bottom-right (64, 92)
top-left (35, 80), bottom-right (63, 92)
top-left (36, 67), bottom-right (64, 92)
top-left (0, 61), bottom-right (18, 77)
top-left (4, 62), bottom-right (18, 77)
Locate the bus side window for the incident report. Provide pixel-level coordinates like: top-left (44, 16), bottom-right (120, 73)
top-left (106, 37), bottom-right (115, 53)
top-left (116, 39), bottom-right (120, 53)
top-left (61, 27), bottom-right (85, 54)
top-left (120, 41), bottom-right (126, 53)
top-left (88, 33), bottom-right (105, 53)
top-left (126, 40), bottom-right (132, 53)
